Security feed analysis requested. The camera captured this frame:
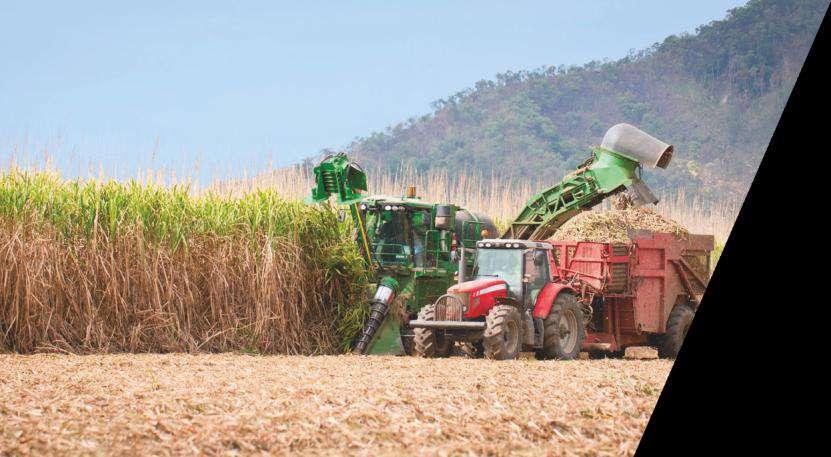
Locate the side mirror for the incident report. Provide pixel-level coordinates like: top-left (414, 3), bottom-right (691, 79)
top-left (337, 209), bottom-right (347, 223)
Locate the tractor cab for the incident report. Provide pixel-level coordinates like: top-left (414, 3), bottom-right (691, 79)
top-left (473, 239), bottom-right (553, 308)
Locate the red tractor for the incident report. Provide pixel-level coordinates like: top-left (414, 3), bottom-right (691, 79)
top-left (408, 239), bottom-right (586, 360)
top-left (409, 232), bottom-right (713, 360)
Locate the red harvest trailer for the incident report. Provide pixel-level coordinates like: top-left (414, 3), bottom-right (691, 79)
top-left (549, 232), bottom-right (714, 357)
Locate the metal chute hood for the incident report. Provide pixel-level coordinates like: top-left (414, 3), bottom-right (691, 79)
top-left (601, 123), bottom-right (674, 169)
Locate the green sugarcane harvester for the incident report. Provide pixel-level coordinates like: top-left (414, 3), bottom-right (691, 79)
top-left (308, 123), bottom-right (673, 355)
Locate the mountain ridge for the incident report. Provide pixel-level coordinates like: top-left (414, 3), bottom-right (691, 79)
top-left (338, 0), bottom-right (827, 201)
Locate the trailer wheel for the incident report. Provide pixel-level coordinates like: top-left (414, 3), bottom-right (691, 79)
top-left (483, 305), bottom-right (522, 360)
top-left (662, 303), bottom-right (695, 358)
top-left (538, 293), bottom-right (585, 360)
top-left (412, 304), bottom-right (452, 357)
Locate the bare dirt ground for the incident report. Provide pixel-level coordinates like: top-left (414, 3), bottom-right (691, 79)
top-left (0, 354), bottom-right (671, 456)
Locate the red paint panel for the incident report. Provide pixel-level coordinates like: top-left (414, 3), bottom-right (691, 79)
top-left (532, 283), bottom-right (574, 319)
top-left (632, 243), bottom-right (666, 333)
top-left (572, 243), bottom-right (606, 290)
top-left (450, 278), bottom-right (509, 318)
top-left (449, 278), bottom-right (504, 293)
top-left (466, 283), bottom-right (508, 318)
top-left (633, 278), bottom-right (663, 332)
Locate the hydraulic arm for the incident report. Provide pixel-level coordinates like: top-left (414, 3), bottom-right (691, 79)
top-left (503, 123), bottom-right (673, 240)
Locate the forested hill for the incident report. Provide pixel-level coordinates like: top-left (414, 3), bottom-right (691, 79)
top-left (342, 0), bottom-right (828, 201)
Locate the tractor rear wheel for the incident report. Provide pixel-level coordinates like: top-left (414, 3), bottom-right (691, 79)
top-left (538, 293), bottom-right (585, 360)
top-left (483, 305), bottom-right (522, 360)
top-left (412, 304), bottom-right (452, 357)
top-left (662, 303), bottom-right (695, 358)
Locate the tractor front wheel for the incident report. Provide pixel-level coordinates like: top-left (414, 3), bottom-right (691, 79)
top-left (661, 303), bottom-right (695, 358)
top-left (412, 304), bottom-right (452, 357)
top-left (538, 293), bottom-right (585, 360)
top-left (483, 305), bottom-right (522, 360)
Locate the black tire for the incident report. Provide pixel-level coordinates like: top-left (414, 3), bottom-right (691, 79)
top-left (412, 304), bottom-right (452, 357)
top-left (538, 293), bottom-right (585, 360)
top-left (662, 303), bottom-right (695, 358)
top-left (483, 305), bottom-right (522, 360)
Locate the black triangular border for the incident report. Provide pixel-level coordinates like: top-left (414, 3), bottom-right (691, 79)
top-left (635, 4), bottom-right (830, 455)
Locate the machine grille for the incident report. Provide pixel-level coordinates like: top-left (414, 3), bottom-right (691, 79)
top-left (435, 293), bottom-right (467, 321)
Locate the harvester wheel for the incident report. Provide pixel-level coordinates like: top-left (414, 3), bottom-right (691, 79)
top-left (538, 293), bottom-right (585, 360)
top-left (483, 305), bottom-right (522, 360)
top-left (412, 304), bottom-right (452, 358)
top-left (662, 303), bottom-right (695, 358)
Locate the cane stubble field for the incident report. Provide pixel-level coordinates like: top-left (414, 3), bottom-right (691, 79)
top-left (0, 354), bottom-right (672, 456)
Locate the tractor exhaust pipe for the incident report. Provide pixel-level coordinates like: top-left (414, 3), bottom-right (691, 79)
top-left (601, 123), bottom-right (673, 169)
top-left (353, 281), bottom-right (397, 354)
top-left (457, 246), bottom-right (466, 284)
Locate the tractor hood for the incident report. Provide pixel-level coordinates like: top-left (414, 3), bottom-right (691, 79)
top-left (448, 277), bottom-right (510, 318)
top-left (449, 278), bottom-right (507, 294)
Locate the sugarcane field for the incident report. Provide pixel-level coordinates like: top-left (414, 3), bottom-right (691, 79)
top-left (3, 0), bottom-right (818, 454)
top-left (1, 124), bottom-right (719, 456)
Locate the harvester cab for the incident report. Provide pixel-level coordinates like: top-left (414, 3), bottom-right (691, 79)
top-left (307, 153), bottom-right (498, 356)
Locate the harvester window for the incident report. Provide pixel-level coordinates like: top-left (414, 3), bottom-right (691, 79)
top-left (370, 210), bottom-right (412, 265)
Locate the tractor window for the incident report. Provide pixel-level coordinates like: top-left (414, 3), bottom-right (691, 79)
top-left (524, 249), bottom-right (550, 307)
top-left (474, 248), bottom-right (523, 298)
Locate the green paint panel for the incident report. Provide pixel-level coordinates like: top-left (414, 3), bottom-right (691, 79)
top-left (367, 315), bottom-right (405, 355)
top-left (502, 148), bottom-right (645, 241)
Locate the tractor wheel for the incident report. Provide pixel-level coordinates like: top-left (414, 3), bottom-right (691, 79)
top-left (483, 305), bottom-right (522, 360)
top-left (412, 304), bottom-right (452, 358)
top-left (539, 293), bottom-right (585, 360)
top-left (662, 303), bottom-right (695, 358)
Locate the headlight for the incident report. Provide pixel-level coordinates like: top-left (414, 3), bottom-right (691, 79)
top-left (484, 242), bottom-right (492, 247)
top-left (384, 205), bottom-right (391, 211)
top-left (360, 204), bottom-right (367, 210)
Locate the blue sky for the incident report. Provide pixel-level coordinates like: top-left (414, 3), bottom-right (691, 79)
top-left (1, 1), bottom-right (746, 180)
